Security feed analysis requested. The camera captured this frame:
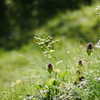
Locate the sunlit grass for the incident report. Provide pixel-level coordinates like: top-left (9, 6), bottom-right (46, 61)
top-left (1, 33), bottom-right (100, 99)
top-left (0, 1), bottom-right (100, 99)
top-left (0, 37), bottom-right (79, 89)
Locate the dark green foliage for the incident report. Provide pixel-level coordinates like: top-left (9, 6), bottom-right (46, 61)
top-left (0, 0), bottom-right (94, 49)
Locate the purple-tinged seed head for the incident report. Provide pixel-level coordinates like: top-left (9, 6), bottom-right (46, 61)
top-left (46, 63), bottom-right (53, 73)
top-left (87, 43), bottom-right (93, 56)
top-left (78, 59), bottom-right (83, 66)
top-left (87, 43), bottom-right (93, 50)
top-left (47, 63), bottom-right (53, 69)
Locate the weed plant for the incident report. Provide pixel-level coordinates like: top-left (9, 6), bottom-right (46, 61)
top-left (1, 34), bottom-right (100, 100)
top-left (32, 34), bottom-right (100, 100)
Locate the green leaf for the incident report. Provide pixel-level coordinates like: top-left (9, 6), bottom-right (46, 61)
top-left (47, 67), bottom-right (53, 73)
top-left (45, 78), bottom-right (54, 86)
top-left (87, 49), bottom-right (93, 56)
top-left (59, 71), bottom-right (67, 78)
top-left (87, 50), bottom-right (91, 56)
top-left (34, 84), bottom-right (41, 90)
top-left (52, 80), bottom-right (60, 86)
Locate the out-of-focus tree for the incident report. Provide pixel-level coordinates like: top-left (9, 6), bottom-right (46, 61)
top-left (0, 0), bottom-right (11, 48)
top-left (0, 0), bottom-right (93, 49)
top-left (37, 0), bottom-right (92, 24)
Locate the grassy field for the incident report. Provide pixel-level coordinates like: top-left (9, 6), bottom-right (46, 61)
top-left (0, 2), bottom-right (100, 100)
top-left (0, 37), bottom-right (76, 89)
top-left (1, 34), bottom-right (100, 99)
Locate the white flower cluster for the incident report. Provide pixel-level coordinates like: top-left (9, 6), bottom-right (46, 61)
top-left (95, 6), bottom-right (100, 17)
top-left (95, 6), bottom-right (100, 11)
top-left (95, 40), bottom-right (100, 48)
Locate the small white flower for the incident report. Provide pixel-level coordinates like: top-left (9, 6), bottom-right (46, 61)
top-left (50, 50), bottom-right (55, 53)
top-left (95, 40), bottom-right (100, 48)
top-left (67, 51), bottom-right (70, 54)
top-left (95, 77), bottom-right (100, 81)
top-left (43, 51), bottom-right (48, 54)
top-left (95, 6), bottom-right (100, 11)
top-left (11, 82), bottom-right (16, 87)
top-left (79, 45), bottom-right (83, 48)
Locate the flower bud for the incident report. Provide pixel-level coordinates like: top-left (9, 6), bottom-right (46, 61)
top-left (78, 59), bottom-right (83, 66)
top-left (87, 43), bottom-right (93, 50)
top-left (87, 43), bottom-right (93, 56)
top-left (46, 63), bottom-right (53, 73)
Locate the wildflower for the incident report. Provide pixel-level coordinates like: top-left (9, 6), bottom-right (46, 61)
top-left (95, 77), bottom-right (100, 81)
top-left (79, 45), bottom-right (83, 48)
top-left (95, 6), bottom-right (100, 17)
top-left (47, 63), bottom-right (53, 68)
top-left (11, 82), bottom-right (16, 87)
top-left (95, 6), bottom-right (100, 11)
top-left (54, 68), bottom-right (60, 73)
top-left (46, 63), bottom-right (54, 73)
top-left (78, 59), bottom-right (83, 66)
top-left (87, 43), bottom-right (93, 56)
top-left (95, 40), bottom-right (100, 48)
top-left (87, 43), bottom-right (93, 49)
top-left (16, 79), bottom-right (21, 84)
top-left (67, 51), bottom-right (70, 54)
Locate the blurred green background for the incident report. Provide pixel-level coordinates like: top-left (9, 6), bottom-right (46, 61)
top-left (0, 0), bottom-right (100, 90)
top-left (0, 0), bottom-right (100, 50)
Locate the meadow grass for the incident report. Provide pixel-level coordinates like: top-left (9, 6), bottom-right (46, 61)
top-left (1, 34), bottom-right (100, 100)
top-left (0, 2), bottom-right (100, 99)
